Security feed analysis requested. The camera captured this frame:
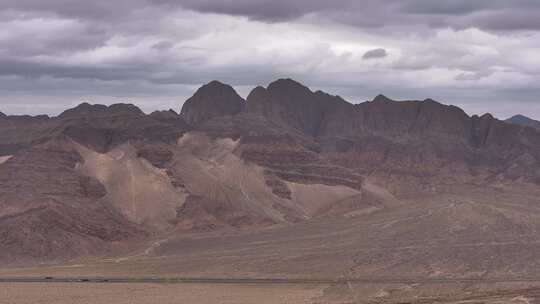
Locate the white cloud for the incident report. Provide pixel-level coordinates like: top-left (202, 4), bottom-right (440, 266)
top-left (0, 1), bottom-right (539, 119)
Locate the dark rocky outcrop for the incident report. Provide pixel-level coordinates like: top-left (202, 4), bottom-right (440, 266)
top-left (0, 103), bottom-right (190, 155)
top-left (206, 80), bottom-right (540, 191)
top-left (59, 103), bottom-right (187, 152)
top-left (0, 197), bottom-right (140, 262)
top-left (174, 195), bottom-right (274, 232)
top-left (179, 79), bottom-right (540, 190)
top-left (250, 89), bottom-right (540, 188)
top-left (264, 173), bottom-right (292, 200)
top-left (181, 81), bottom-right (244, 126)
top-left (0, 141), bottom-right (142, 263)
top-left (137, 145), bottom-right (174, 168)
top-left (150, 109), bottom-right (187, 125)
top-left (195, 112), bottom-right (364, 190)
top-left (59, 102), bottom-right (144, 119)
top-left (246, 78), bottom-right (349, 136)
top-left (318, 97), bottom-right (471, 141)
top-left (0, 114), bottom-right (54, 155)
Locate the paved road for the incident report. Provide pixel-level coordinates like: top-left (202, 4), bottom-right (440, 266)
top-left (2, 276), bottom-right (540, 285)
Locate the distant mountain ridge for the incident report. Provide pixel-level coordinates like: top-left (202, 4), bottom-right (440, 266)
top-left (2, 78), bottom-right (540, 264)
top-left (506, 114), bottom-right (540, 130)
top-left (183, 78), bottom-right (540, 188)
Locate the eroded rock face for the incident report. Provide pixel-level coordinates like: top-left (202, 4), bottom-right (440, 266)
top-left (264, 172), bottom-right (292, 200)
top-left (0, 114), bottom-right (53, 155)
top-left (188, 79), bottom-right (540, 190)
top-left (1, 103), bottom-right (190, 155)
top-left (319, 97), bottom-right (471, 141)
top-left (0, 104), bottom-right (192, 262)
top-left (0, 196), bottom-right (142, 263)
top-left (175, 195), bottom-right (274, 232)
top-left (149, 109), bottom-right (189, 128)
top-left (137, 146), bottom-right (174, 168)
top-left (181, 81), bottom-right (245, 126)
top-left (0, 142), bottom-right (142, 263)
top-left (59, 103), bottom-right (189, 152)
top-left (0, 145), bottom-right (91, 200)
top-left (246, 79), bottom-right (349, 136)
top-left (196, 112), bottom-right (364, 190)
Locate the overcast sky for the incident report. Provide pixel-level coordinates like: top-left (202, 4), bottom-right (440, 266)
top-left (1, 0), bottom-right (540, 119)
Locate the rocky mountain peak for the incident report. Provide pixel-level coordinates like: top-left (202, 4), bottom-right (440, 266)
top-left (148, 109), bottom-right (189, 129)
top-left (372, 94), bottom-right (393, 103)
top-left (246, 79), bottom-right (349, 136)
top-left (0, 114), bottom-right (50, 122)
top-left (267, 78), bottom-right (312, 95)
top-left (481, 113), bottom-right (494, 119)
top-left (245, 86), bottom-right (271, 115)
top-left (180, 80), bottom-right (244, 126)
top-left (150, 109), bottom-right (179, 119)
top-left (59, 103), bottom-right (144, 119)
top-left (506, 114), bottom-right (540, 130)
top-left (246, 86), bottom-right (267, 99)
top-left (509, 114), bottom-right (530, 121)
top-left (108, 103), bottom-right (145, 115)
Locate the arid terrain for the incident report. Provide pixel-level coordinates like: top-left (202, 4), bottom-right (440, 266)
top-left (0, 283), bottom-right (327, 304)
top-left (3, 185), bottom-right (540, 303)
top-left (2, 79), bottom-right (540, 303)
top-left (5, 282), bottom-right (540, 304)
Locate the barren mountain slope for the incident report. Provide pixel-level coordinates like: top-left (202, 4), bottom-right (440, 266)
top-left (1, 78), bottom-right (540, 268)
top-left (0, 105), bottom-right (192, 262)
top-left (243, 80), bottom-right (540, 194)
top-left (0, 140), bottom-right (142, 263)
top-left (0, 97), bottom-right (372, 262)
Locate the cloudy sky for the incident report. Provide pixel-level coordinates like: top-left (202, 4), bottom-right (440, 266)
top-left (1, 0), bottom-right (540, 119)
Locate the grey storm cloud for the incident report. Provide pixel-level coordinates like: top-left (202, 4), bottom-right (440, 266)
top-left (0, 0), bottom-right (540, 119)
top-left (176, 0), bottom-right (540, 31)
top-left (2, 0), bottom-right (540, 31)
top-left (362, 48), bottom-right (388, 60)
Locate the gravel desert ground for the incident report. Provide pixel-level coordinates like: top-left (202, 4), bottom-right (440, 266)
top-left (0, 283), bottom-right (324, 304)
top-left (3, 281), bottom-right (540, 303)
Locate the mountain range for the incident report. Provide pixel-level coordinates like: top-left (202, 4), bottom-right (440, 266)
top-left (1, 78), bottom-right (540, 269)
top-left (506, 114), bottom-right (540, 130)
